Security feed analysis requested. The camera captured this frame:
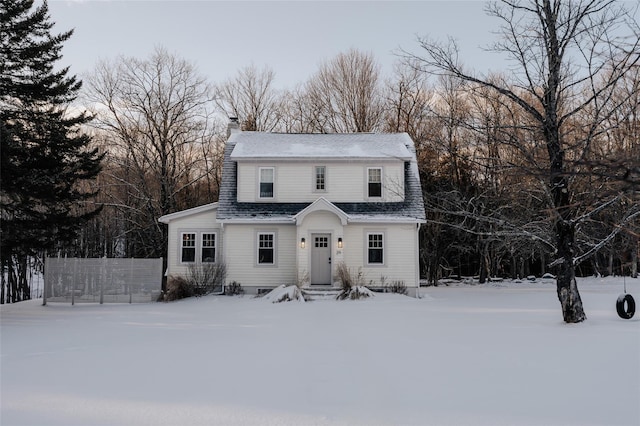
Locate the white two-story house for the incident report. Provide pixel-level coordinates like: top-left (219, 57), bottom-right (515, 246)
top-left (159, 120), bottom-right (426, 296)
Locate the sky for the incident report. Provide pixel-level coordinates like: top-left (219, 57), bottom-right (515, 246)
top-left (47, 1), bottom-right (503, 89)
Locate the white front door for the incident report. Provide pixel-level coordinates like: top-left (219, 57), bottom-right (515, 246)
top-left (311, 234), bottom-right (331, 285)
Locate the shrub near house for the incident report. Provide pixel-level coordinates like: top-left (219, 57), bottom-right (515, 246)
top-left (159, 120), bottom-right (426, 296)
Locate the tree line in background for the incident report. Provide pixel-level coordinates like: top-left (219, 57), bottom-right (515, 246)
top-left (2, 0), bottom-right (639, 321)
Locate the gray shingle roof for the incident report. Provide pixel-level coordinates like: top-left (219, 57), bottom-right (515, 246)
top-left (217, 132), bottom-right (425, 223)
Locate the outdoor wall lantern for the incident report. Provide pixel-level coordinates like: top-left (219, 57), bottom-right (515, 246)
top-left (337, 237), bottom-right (343, 249)
top-left (300, 237), bottom-right (306, 248)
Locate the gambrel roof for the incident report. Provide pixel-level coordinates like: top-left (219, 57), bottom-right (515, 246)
top-left (217, 132), bottom-right (426, 223)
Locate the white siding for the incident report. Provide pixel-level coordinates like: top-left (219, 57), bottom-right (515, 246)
top-left (164, 209), bottom-right (420, 294)
top-left (342, 223), bottom-right (419, 289)
top-left (224, 224), bottom-right (297, 290)
top-left (236, 165), bottom-right (256, 201)
top-left (236, 161), bottom-right (405, 203)
top-left (165, 209), bottom-right (222, 277)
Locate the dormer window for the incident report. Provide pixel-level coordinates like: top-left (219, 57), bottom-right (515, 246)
top-left (259, 167), bottom-right (274, 198)
top-left (368, 167), bottom-right (382, 198)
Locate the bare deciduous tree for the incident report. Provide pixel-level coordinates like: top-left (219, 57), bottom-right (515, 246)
top-left (304, 48), bottom-right (385, 133)
top-left (215, 64), bottom-right (283, 132)
top-left (84, 47), bottom-right (223, 259)
top-left (404, 0), bottom-right (640, 322)
top-left (384, 61), bottom-right (434, 148)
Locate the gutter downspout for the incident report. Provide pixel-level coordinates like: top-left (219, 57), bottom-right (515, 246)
top-left (416, 222), bottom-right (422, 299)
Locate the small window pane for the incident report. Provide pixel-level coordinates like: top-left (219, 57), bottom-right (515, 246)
top-left (261, 168), bottom-right (274, 182)
top-left (315, 237), bottom-right (328, 247)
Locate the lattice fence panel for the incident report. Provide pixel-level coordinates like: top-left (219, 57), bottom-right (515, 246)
top-left (44, 258), bottom-right (162, 304)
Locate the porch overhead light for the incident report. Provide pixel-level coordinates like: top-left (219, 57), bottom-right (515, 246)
top-left (337, 237), bottom-right (343, 248)
top-left (300, 237), bottom-right (306, 248)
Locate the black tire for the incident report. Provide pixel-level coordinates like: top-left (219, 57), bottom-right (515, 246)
top-left (616, 294), bottom-right (635, 319)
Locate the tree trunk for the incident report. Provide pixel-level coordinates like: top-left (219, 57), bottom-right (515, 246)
top-left (518, 257), bottom-right (524, 279)
top-left (0, 263), bottom-right (5, 304)
top-left (552, 195), bottom-right (586, 322)
top-left (539, 0), bottom-right (586, 323)
top-left (555, 219), bottom-right (586, 323)
top-left (479, 242), bottom-right (490, 284)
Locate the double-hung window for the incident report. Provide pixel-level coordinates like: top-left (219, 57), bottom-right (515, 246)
top-left (201, 233), bottom-right (216, 263)
top-left (367, 233), bottom-right (384, 265)
top-left (181, 233), bottom-right (196, 263)
top-left (181, 232), bottom-right (217, 263)
top-left (258, 232), bottom-right (275, 265)
top-left (259, 167), bottom-right (274, 199)
top-left (368, 168), bottom-right (382, 198)
top-left (315, 166), bottom-right (326, 191)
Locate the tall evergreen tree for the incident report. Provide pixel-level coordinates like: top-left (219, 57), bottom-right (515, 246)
top-left (0, 0), bottom-right (103, 303)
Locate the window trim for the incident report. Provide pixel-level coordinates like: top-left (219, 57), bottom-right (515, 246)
top-left (258, 166), bottom-right (275, 199)
top-left (366, 231), bottom-right (385, 266)
top-left (256, 231), bottom-right (276, 266)
top-left (180, 232), bottom-right (197, 264)
top-left (201, 232), bottom-right (216, 263)
top-left (367, 167), bottom-right (383, 199)
top-left (179, 230), bottom-right (218, 265)
top-left (313, 165), bottom-right (327, 192)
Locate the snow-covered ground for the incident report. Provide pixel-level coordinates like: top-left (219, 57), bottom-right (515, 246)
top-left (1, 277), bottom-right (639, 426)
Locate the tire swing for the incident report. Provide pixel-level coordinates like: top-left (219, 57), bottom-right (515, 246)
top-left (616, 277), bottom-right (635, 320)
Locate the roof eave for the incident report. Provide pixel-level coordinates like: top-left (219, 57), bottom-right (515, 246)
top-left (231, 156), bottom-right (412, 162)
top-left (217, 218), bottom-right (295, 225)
top-left (347, 217), bottom-right (427, 224)
top-left (158, 202), bottom-right (219, 224)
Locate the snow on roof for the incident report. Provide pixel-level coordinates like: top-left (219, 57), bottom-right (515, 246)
top-left (158, 202), bottom-right (218, 224)
top-left (217, 132), bottom-right (426, 222)
top-left (229, 132), bottom-right (414, 160)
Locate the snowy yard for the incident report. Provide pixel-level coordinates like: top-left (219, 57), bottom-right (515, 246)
top-left (1, 277), bottom-right (639, 426)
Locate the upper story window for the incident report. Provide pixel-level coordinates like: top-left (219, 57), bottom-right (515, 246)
top-left (368, 167), bottom-right (382, 198)
top-left (201, 233), bottom-right (216, 263)
top-left (181, 233), bottom-right (196, 263)
top-left (259, 167), bottom-right (274, 199)
top-left (315, 166), bottom-right (326, 191)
